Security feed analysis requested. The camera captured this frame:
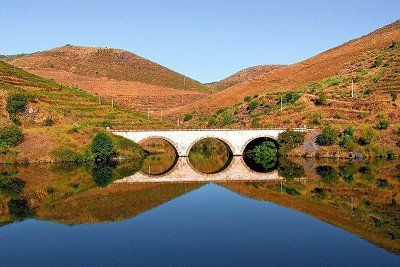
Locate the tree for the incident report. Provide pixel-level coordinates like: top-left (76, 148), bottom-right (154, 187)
top-left (183, 114), bottom-right (192, 122)
top-left (0, 124), bottom-right (24, 147)
top-left (251, 141), bottom-right (278, 169)
top-left (91, 133), bottom-right (115, 161)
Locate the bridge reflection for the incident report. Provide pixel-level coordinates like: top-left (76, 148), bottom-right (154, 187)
top-left (115, 156), bottom-right (285, 183)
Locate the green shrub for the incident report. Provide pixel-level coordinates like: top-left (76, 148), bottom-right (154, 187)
top-left (387, 150), bottom-right (397, 160)
top-left (375, 119), bottom-right (390, 130)
top-left (44, 117), bottom-right (54, 126)
top-left (6, 92), bottom-right (28, 114)
top-left (376, 179), bottom-right (389, 188)
top-left (396, 128), bottom-right (400, 135)
top-left (316, 125), bottom-right (338, 146)
top-left (280, 91), bottom-right (300, 105)
top-left (284, 186), bottom-right (300, 196)
top-left (391, 91), bottom-right (398, 102)
top-left (0, 124), bottom-right (24, 147)
top-left (248, 100), bottom-right (259, 112)
top-left (277, 129), bottom-right (306, 153)
top-left (358, 127), bottom-right (377, 146)
top-left (396, 139), bottom-right (400, 148)
top-left (343, 125), bottom-right (355, 136)
top-left (311, 111), bottom-right (323, 125)
top-left (91, 132), bottom-right (115, 161)
top-left (9, 114), bottom-right (21, 125)
top-left (314, 92), bottom-right (327, 106)
top-left (208, 117), bottom-right (217, 126)
top-left (339, 164), bottom-right (356, 183)
top-left (183, 114), bottom-right (193, 122)
top-left (244, 96), bottom-right (252, 102)
top-left (221, 113), bottom-right (235, 126)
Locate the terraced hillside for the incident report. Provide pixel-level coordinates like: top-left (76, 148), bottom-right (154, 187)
top-left (0, 60), bottom-right (166, 163)
top-left (167, 20), bottom-right (400, 115)
top-left (6, 45), bottom-right (208, 112)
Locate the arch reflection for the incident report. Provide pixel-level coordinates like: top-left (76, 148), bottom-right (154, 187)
top-left (140, 138), bottom-right (178, 176)
top-left (242, 137), bottom-right (279, 173)
top-left (188, 138), bottom-right (233, 174)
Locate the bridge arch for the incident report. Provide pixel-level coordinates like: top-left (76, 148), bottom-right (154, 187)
top-left (138, 135), bottom-right (179, 156)
top-left (185, 136), bottom-right (235, 158)
top-left (240, 135), bottom-right (278, 156)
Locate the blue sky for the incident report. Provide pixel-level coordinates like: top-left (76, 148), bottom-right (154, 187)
top-left (1, 1), bottom-right (399, 82)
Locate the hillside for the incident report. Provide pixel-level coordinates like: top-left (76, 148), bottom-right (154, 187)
top-left (208, 65), bottom-right (284, 91)
top-left (0, 60), bottom-right (166, 163)
top-left (167, 20), bottom-right (400, 115)
top-left (6, 45), bottom-right (208, 112)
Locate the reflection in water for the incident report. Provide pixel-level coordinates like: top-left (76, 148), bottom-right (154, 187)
top-left (243, 137), bottom-right (279, 172)
top-left (188, 138), bottom-right (232, 174)
top-left (0, 157), bottom-right (400, 264)
top-left (140, 138), bottom-right (178, 175)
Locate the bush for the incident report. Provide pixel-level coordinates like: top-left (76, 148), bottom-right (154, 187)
top-left (9, 114), bottom-right (21, 125)
top-left (316, 125), bottom-right (338, 146)
top-left (280, 92), bottom-right (300, 105)
top-left (396, 128), bottom-right (400, 135)
top-left (6, 92), bottom-right (29, 114)
top-left (311, 111), bottom-right (322, 125)
top-left (248, 100), bottom-right (258, 112)
top-left (391, 91), bottom-right (398, 102)
top-left (183, 114), bottom-right (193, 122)
top-left (92, 162), bottom-right (115, 187)
top-left (244, 96), bottom-right (252, 102)
top-left (100, 121), bottom-right (112, 128)
top-left (376, 179), bottom-right (389, 188)
top-left (44, 117), bottom-right (54, 126)
top-left (314, 93), bottom-right (327, 106)
top-left (221, 113), bottom-right (235, 126)
top-left (358, 127), bottom-right (377, 146)
top-left (277, 129), bottom-right (306, 153)
top-left (375, 119), bottom-right (390, 130)
top-left (91, 132), bottom-right (115, 161)
top-left (208, 117), bottom-right (217, 126)
top-left (284, 186), bottom-right (300, 196)
top-left (0, 124), bottom-right (24, 147)
top-left (387, 150), bottom-right (397, 160)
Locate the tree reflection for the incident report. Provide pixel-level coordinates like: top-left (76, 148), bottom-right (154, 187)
top-left (92, 162), bottom-right (116, 187)
top-left (278, 158), bottom-right (305, 180)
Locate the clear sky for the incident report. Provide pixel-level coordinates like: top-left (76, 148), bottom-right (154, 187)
top-left (1, 1), bottom-right (399, 82)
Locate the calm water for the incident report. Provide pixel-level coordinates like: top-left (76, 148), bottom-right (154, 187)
top-left (1, 156), bottom-right (400, 266)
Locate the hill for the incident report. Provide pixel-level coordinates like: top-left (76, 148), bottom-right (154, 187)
top-left (0, 60), bottom-right (166, 163)
top-left (207, 65), bottom-right (284, 91)
top-left (6, 45), bottom-right (208, 112)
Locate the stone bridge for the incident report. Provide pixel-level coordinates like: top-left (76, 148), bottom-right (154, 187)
top-left (114, 156), bottom-right (284, 183)
top-left (111, 128), bottom-right (307, 156)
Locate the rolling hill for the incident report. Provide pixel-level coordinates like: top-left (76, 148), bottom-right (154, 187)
top-left (5, 45), bottom-right (209, 112)
top-left (207, 65), bottom-right (284, 91)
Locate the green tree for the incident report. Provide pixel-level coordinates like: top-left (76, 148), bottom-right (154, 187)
top-left (252, 141), bottom-right (278, 169)
top-left (91, 132), bottom-right (115, 161)
top-left (316, 165), bottom-right (339, 183)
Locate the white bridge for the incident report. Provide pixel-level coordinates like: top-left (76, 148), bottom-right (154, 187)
top-left (111, 128), bottom-right (307, 156)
